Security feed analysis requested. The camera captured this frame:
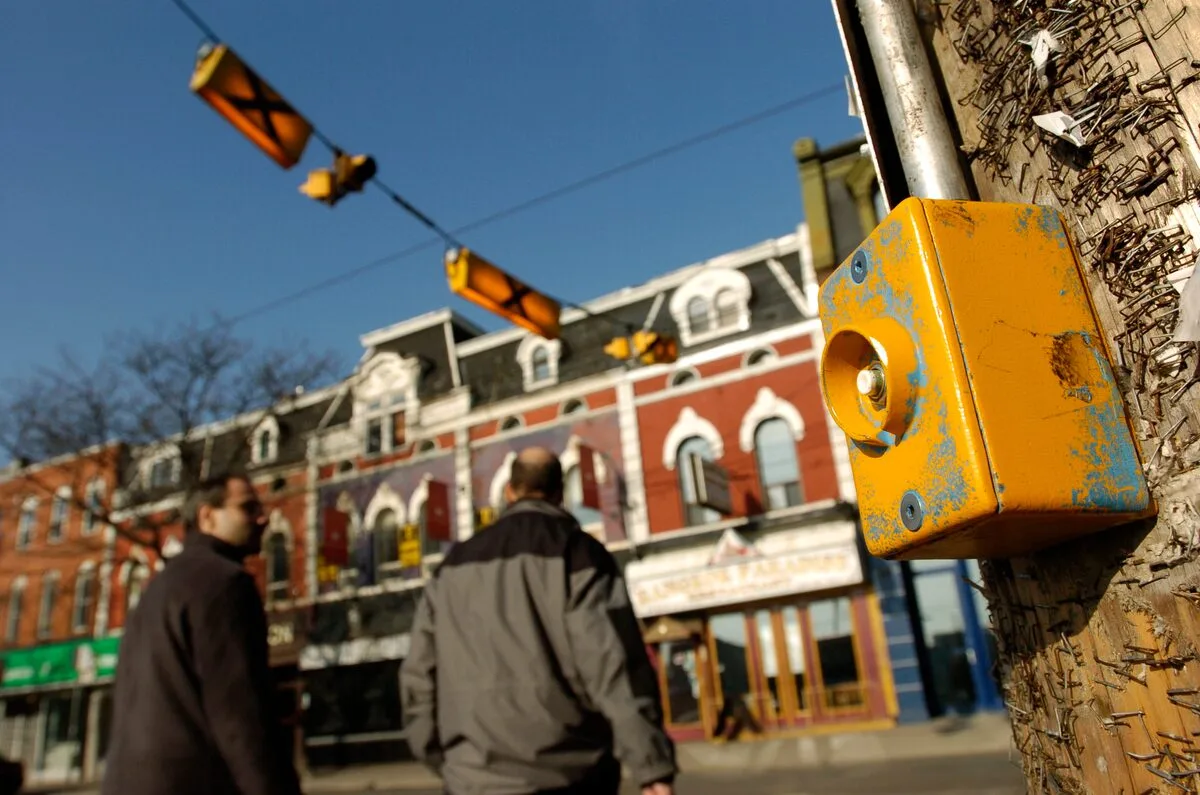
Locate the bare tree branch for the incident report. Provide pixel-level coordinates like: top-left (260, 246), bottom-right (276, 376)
top-left (0, 316), bottom-right (340, 556)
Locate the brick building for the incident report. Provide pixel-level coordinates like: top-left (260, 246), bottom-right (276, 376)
top-left (0, 388), bottom-right (335, 785)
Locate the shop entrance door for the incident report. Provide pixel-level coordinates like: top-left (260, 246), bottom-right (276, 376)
top-left (645, 616), bottom-right (709, 741)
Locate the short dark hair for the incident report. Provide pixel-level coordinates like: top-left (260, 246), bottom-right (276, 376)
top-left (182, 473), bottom-right (250, 533)
top-left (509, 454), bottom-right (564, 502)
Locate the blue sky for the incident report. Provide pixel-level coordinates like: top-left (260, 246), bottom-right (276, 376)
top-left (1, 1), bottom-right (861, 383)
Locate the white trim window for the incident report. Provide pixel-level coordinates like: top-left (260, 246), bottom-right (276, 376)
top-left (662, 407), bottom-right (725, 528)
top-left (251, 415), bottom-right (281, 466)
top-left (16, 497), bottom-right (38, 549)
top-left (48, 487), bottom-right (71, 543)
top-left (739, 387), bottom-right (806, 511)
top-left (72, 563), bottom-right (98, 635)
top-left (355, 353), bottom-right (421, 457)
top-left (668, 267), bottom-right (753, 346)
top-left (123, 559), bottom-right (151, 617)
top-left (5, 578), bottom-right (26, 643)
top-left (82, 478), bottom-right (105, 536)
top-left (37, 571), bottom-right (60, 640)
top-left (142, 446), bottom-right (182, 490)
top-left (517, 336), bottom-right (563, 391)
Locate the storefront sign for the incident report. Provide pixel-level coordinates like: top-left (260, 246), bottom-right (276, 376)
top-left (628, 544), bottom-right (864, 617)
top-left (0, 637), bottom-right (121, 691)
top-left (267, 607), bottom-right (309, 667)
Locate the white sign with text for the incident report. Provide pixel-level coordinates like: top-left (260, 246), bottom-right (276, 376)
top-left (628, 543), bottom-right (864, 617)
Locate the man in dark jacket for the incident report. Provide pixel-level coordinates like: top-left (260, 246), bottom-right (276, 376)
top-left (102, 474), bottom-right (301, 795)
top-left (400, 447), bottom-right (677, 795)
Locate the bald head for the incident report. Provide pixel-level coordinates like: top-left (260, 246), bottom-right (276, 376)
top-left (505, 447), bottom-right (564, 506)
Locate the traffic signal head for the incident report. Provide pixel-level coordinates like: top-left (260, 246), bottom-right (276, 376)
top-left (298, 169), bottom-right (338, 206)
top-left (334, 153), bottom-right (377, 193)
top-left (189, 43), bottom-right (313, 169)
top-left (632, 331), bottom-right (679, 365)
top-left (445, 248), bottom-right (562, 340)
top-left (604, 337), bottom-right (632, 360)
top-left (298, 153), bottom-right (377, 206)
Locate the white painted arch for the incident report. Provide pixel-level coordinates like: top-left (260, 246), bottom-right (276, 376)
top-left (662, 407), bottom-right (724, 471)
top-left (364, 482), bottom-right (407, 530)
top-left (488, 451), bottom-right (518, 510)
top-left (560, 435), bottom-right (608, 484)
top-left (739, 387), bottom-right (806, 453)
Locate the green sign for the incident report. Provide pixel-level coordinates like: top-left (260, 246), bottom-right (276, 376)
top-left (0, 636), bottom-right (121, 691)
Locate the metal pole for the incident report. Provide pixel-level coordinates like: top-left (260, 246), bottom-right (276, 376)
top-left (855, 0), bottom-right (970, 200)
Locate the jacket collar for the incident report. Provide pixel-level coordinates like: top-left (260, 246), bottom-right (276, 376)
top-left (502, 497), bottom-right (576, 522)
top-left (184, 530), bottom-right (250, 563)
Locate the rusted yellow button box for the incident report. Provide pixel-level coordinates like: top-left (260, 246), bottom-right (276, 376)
top-left (818, 198), bottom-right (1153, 560)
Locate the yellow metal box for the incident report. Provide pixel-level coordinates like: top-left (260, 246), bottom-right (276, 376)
top-left (818, 198), bottom-right (1153, 560)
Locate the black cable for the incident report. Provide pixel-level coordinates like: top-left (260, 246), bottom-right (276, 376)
top-left (224, 81), bottom-right (842, 327)
top-left (170, 0), bottom-right (219, 43)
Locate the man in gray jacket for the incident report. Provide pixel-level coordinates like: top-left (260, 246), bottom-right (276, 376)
top-left (401, 447), bottom-right (677, 795)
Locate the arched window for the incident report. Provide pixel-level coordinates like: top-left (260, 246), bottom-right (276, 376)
top-left (72, 565), bottom-right (97, 634)
top-left (125, 563), bottom-right (151, 617)
top-left (561, 399), bottom-right (587, 416)
top-left (745, 348), bottom-right (776, 368)
top-left (38, 571), bottom-right (60, 640)
top-left (17, 498), bottom-right (37, 549)
top-left (687, 297), bottom-right (710, 334)
top-left (564, 465), bottom-right (604, 530)
top-left (373, 508), bottom-right (400, 581)
top-left (714, 289), bottom-right (740, 327)
top-left (531, 347), bottom-right (552, 382)
top-left (49, 488), bottom-right (70, 542)
top-left (755, 418), bottom-right (804, 510)
top-left (6, 580), bottom-right (25, 643)
top-left (83, 480), bottom-right (105, 536)
top-left (499, 416), bottom-right (523, 432)
top-left (258, 428), bottom-right (274, 463)
top-left (669, 369), bottom-right (697, 388)
top-left (266, 534), bottom-right (290, 602)
top-left (677, 436), bottom-right (720, 527)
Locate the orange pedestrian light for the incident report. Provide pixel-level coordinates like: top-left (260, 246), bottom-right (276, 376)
top-left (189, 43), bottom-right (313, 169)
top-left (445, 248), bottom-right (561, 340)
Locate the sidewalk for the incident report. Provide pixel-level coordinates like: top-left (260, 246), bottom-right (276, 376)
top-left (299, 713), bottom-right (1016, 793)
top-left (26, 713), bottom-right (1015, 794)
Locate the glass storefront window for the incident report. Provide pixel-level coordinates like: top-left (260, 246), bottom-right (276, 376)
top-left (810, 597), bottom-right (863, 709)
top-left (754, 610), bottom-right (781, 718)
top-left (782, 608), bottom-right (809, 712)
top-left (910, 560), bottom-right (976, 714)
top-left (709, 613), bottom-right (751, 711)
top-left (658, 641), bottom-right (701, 726)
top-left (38, 691), bottom-right (87, 776)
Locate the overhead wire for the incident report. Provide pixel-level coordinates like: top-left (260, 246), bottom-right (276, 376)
top-left (168, 0), bottom-right (845, 338)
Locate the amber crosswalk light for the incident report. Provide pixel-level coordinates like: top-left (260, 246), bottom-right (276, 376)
top-left (445, 247), bottom-right (561, 340)
top-left (189, 43), bottom-right (313, 169)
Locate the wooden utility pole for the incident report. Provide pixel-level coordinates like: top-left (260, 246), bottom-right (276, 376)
top-left (841, 1), bottom-right (1200, 791)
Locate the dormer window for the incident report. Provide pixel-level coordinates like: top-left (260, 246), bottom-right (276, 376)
top-left (517, 336), bottom-right (563, 391)
top-left (250, 415), bottom-right (281, 466)
top-left (141, 447), bottom-right (182, 490)
top-left (354, 353), bottom-right (421, 457)
top-left (669, 267), bottom-right (753, 347)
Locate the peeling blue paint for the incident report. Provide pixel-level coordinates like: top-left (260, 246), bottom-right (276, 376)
top-left (1037, 206), bottom-right (1068, 249)
top-left (919, 400), bottom-right (974, 525)
top-left (1068, 401), bottom-right (1148, 511)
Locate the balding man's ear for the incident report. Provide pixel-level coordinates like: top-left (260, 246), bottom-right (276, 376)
top-left (504, 482), bottom-right (518, 506)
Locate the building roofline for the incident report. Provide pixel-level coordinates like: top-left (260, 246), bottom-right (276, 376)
top-left (454, 230), bottom-right (803, 357)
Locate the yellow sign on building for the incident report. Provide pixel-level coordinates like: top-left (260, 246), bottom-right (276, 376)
top-left (399, 523), bottom-right (422, 569)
